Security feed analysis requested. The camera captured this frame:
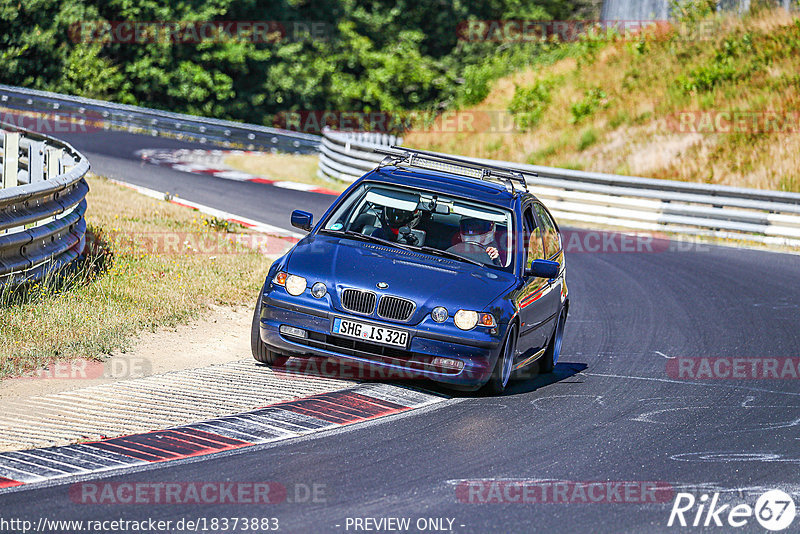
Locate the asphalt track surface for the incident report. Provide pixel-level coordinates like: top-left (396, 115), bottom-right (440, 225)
top-left (53, 128), bottom-right (335, 228)
top-left (1, 128), bottom-right (799, 533)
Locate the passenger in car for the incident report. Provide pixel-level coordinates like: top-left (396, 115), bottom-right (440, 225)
top-left (371, 207), bottom-right (426, 246)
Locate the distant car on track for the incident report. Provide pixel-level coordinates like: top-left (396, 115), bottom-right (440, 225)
top-left (252, 148), bottom-right (568, 393)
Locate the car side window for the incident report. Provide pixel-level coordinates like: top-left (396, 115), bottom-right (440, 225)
top-left (523, 206), bottom-right (545, 267)
top-left (533, 203), bottom-right (561, 259)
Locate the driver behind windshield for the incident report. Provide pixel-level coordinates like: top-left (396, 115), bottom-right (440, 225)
top-left (447, 217), bottom-right (501, 265)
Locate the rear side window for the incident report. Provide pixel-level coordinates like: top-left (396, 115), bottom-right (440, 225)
top-left (533, 203), bottom-right (560, 259)
top-left (523, 206), bottom-right (545, 265)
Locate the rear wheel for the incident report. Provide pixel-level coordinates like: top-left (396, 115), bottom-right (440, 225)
top-left (251, 283), bottom-right (282, 365)
top-left (539, 307), bottom-right (567, 374)
top-left (484, 324), bottom-right (518, 395)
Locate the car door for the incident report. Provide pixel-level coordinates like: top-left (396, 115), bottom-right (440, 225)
top-left (532, 201), bottom-right (564, 336)
top-left (516, 203), bottom-right (551, 354)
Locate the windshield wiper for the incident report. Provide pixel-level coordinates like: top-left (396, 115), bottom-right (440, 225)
top-left (418, 246), bottom-right (485, 267)
top-left (321, 229), bottom-right (484, 266)
top-left (320, 228), bottom-right (409, 250)
top-left (344, 230), bottom-right (405, 249)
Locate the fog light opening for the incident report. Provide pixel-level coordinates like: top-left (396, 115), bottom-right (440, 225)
top-left (431, 357), bottom-right (464, 371)
top-left (279, 325), bottom-right (307, 339)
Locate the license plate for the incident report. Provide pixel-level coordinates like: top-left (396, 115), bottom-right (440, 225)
top-left (332, 317), bottom-right (409, 348)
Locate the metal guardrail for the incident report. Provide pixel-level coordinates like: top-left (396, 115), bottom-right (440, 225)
top-left (0, 123), bottom-right (90, 286)
top-left (0, 84), bottom-right (320, 155)
top-left (318, 128), bottom-right (800, 248)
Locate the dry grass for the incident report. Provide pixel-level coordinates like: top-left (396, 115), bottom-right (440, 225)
top-left (0, 174), bottom-right (273, 380)
top-left (405, 8), bottom-right (800, 192)
top-left (224, 152), bottom-right (348, 192)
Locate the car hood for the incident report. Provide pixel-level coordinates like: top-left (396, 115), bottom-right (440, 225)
top-left (286, 234), bottom-right (517, 322)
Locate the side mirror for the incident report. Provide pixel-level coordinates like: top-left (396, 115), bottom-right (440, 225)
top-left (530, 259), bottom-right (560, 279)
top-left (291, 210), bottom-right (313, 232)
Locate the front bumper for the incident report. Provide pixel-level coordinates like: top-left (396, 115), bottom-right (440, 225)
top-left (259, 292), bottom-right (504, 388)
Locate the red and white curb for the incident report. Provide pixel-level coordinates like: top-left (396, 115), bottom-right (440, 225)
top-left (136, 149), bottom-right (340, 196)
top-left (0, 384), bottom-right (444, 491)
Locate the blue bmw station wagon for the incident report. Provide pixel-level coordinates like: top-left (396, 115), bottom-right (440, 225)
top-left (252, 148), bottom-right (568, 394)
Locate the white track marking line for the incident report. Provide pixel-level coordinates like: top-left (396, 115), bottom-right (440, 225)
top-left (212, 170), bottom-right (255, 180)
top-left (106, 177), bottom-right (303, 239)
top-left (271, 180), bottom-right (316, 191)
top-left (583, 371), bottom-right (800, 397)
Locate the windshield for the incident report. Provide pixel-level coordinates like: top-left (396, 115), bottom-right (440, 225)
top-left (321, 182), bottom-right (514, 270)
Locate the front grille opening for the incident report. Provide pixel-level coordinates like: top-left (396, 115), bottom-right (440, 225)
top-left (341, 288), bottom-right (377, 315)
top-left (377, 295), bottom-right (415, 321)
top-left (285, 332), bottom-right (460, 375)
top-left (326, 335), bottom-right (408, 359)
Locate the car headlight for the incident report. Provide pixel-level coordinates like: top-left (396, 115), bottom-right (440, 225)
top-left (285, 274), bottom-right (307, 296)
top-left (454, 310), bottom-right (478, 330)
top-left (311, 282), bottom-right (327, 299)
top-left (431, 306), bottom-right (448, 323)
top-left (454, 310), bottom-right (496, 330)
top-left (273, 271), bottom-right (307, 296)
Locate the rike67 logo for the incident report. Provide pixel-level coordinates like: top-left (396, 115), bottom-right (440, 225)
top-left (668, 489), bottom-right (796, 531)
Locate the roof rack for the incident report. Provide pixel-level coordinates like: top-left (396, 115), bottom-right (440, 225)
top-left (374, 146), bottom-right (533, 194)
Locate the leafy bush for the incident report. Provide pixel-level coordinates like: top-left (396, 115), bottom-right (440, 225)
top-left (0, 0), bottom-right (595, 126)
top-left (508, 77), bottom-right (560, 131)
top-left (670, 0), bottom-right (718, 23)
top-left (570, 87), bottom-right (609, 124)
top-left (678, 33), bottom-right (756, 93)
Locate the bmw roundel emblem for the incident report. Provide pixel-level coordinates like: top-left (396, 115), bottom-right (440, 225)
top-left (376, 282), bottom-right (389, 289)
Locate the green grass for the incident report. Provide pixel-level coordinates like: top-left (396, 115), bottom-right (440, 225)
top-left (577, 128), bottom-right (599, 151)
top-left (0, 175), bottom-right (273, 380)
top-left (408, 6), bottom-right (800, 192)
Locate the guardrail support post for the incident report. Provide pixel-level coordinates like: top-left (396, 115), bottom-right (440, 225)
top-left (45, 147), bottom-right (62, 180)
top-left (60, 154), bottom-right (77, 174)
top-left (2, 131), bottom-right (19, 189)
top-left (29, 141), bottom-right (44, 182)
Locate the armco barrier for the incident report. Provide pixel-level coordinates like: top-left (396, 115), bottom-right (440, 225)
top-left (0, 84), bottom-right (320, 155)
top-left (0, 123), bottom-right (90, 286)
top-left (318, 128), bottom-right (800, 248)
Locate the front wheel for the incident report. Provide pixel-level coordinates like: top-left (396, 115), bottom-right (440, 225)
top-left (539, 307), bottom-right (567, 374)
top-left (484, 324), bottom-right (518, 395)
top-left (251, 283), bottom-right (282, 365)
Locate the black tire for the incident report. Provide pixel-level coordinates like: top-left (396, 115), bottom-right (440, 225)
top-left (251, 284), bottom-right (281, 365)
top-left (540, 307), bottom-right (567, 374)
top-left (484, 324), bottom-right (518, 395)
